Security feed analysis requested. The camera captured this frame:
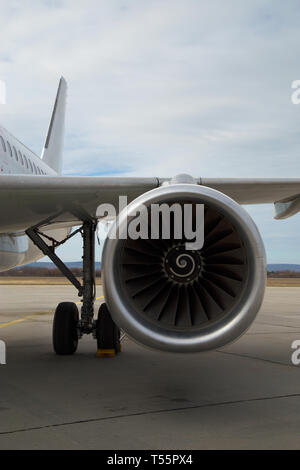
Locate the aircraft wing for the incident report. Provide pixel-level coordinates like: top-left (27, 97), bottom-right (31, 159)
top-left (0, 175), bottom-right (299, 233)
top-left (200, 178), bottom-right (300, 219)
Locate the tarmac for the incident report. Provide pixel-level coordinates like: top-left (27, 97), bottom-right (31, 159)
top-left (0, 285), bottom-right (300, 449)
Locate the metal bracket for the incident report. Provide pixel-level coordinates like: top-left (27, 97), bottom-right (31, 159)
top-left (274, 196), bottom-right (300, 220)
top-left (35, 226), bottom-right (83, 250)
top-left (26, 226), bottom-right (83, 296)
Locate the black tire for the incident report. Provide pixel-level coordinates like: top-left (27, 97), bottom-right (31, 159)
top-left (96, 303), bottom-right (120, 353)
top-left (53, 302), bottom-right (79, 355)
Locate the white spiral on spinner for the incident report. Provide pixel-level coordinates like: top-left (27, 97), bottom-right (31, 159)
top-left (170, 253), bottom-right (196, 278)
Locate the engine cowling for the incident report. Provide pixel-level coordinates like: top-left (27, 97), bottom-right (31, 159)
top-left (102, 184), bottom-right (266, 353)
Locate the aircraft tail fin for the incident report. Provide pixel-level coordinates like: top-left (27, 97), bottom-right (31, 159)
top-left (41, 76), bottom-right (67, 174)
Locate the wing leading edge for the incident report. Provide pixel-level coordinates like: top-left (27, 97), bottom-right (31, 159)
top-left (0, 175), bottom-right (299, 233)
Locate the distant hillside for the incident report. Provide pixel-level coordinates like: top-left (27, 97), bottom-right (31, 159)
top-left (1, 262), bottom-right (299, 277)
top-left (31, 262), bottom-right (300, 272)
top-left (267, 264), bottom-right (300, 272)
top-left (0, 261), bottom-right (101, 277)
top-left (27, 261), bottom-right (101, 269)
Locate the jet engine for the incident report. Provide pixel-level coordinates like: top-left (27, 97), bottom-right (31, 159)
top-left (102, 183), bottom-right (266, 353)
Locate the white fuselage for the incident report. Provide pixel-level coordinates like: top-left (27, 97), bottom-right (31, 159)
top-left (0, 125), bottom-right (69, 271)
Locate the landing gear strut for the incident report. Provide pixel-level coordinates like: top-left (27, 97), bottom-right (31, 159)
top-left (26, 219), bottom-right (120, 357)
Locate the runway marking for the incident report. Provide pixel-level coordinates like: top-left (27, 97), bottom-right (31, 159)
top-left (75, 295), bottom-right (104, 306)
top-left (0, 295), bottom-right (104, 329)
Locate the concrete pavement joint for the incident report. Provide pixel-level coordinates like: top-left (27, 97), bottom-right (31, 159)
top-left (1, 392), bottom-right (300, 437)
top-left (216, 349), bottom-right (299, 369)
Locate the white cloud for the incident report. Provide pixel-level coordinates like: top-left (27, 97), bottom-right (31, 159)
top-left (0, 0), bottom-right (299, 261)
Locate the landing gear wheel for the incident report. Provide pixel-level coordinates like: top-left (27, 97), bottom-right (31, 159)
top-left (96, 303), bottom-right (121, 357)
top-left (53, 302), bottom-right (79, 355)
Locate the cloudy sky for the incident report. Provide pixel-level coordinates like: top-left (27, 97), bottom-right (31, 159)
top-left (0, 0), bottom-right (300, 263)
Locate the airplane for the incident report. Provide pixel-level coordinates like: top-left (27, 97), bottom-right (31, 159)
top-left (0, 77), bottom-right (299, 357)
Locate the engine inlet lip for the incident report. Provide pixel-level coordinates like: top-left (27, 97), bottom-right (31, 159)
top-left (102, 183), bottom-right (266, 353)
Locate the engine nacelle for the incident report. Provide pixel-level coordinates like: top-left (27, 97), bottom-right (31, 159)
top-left (102, 184), bottom-right (266, 353)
